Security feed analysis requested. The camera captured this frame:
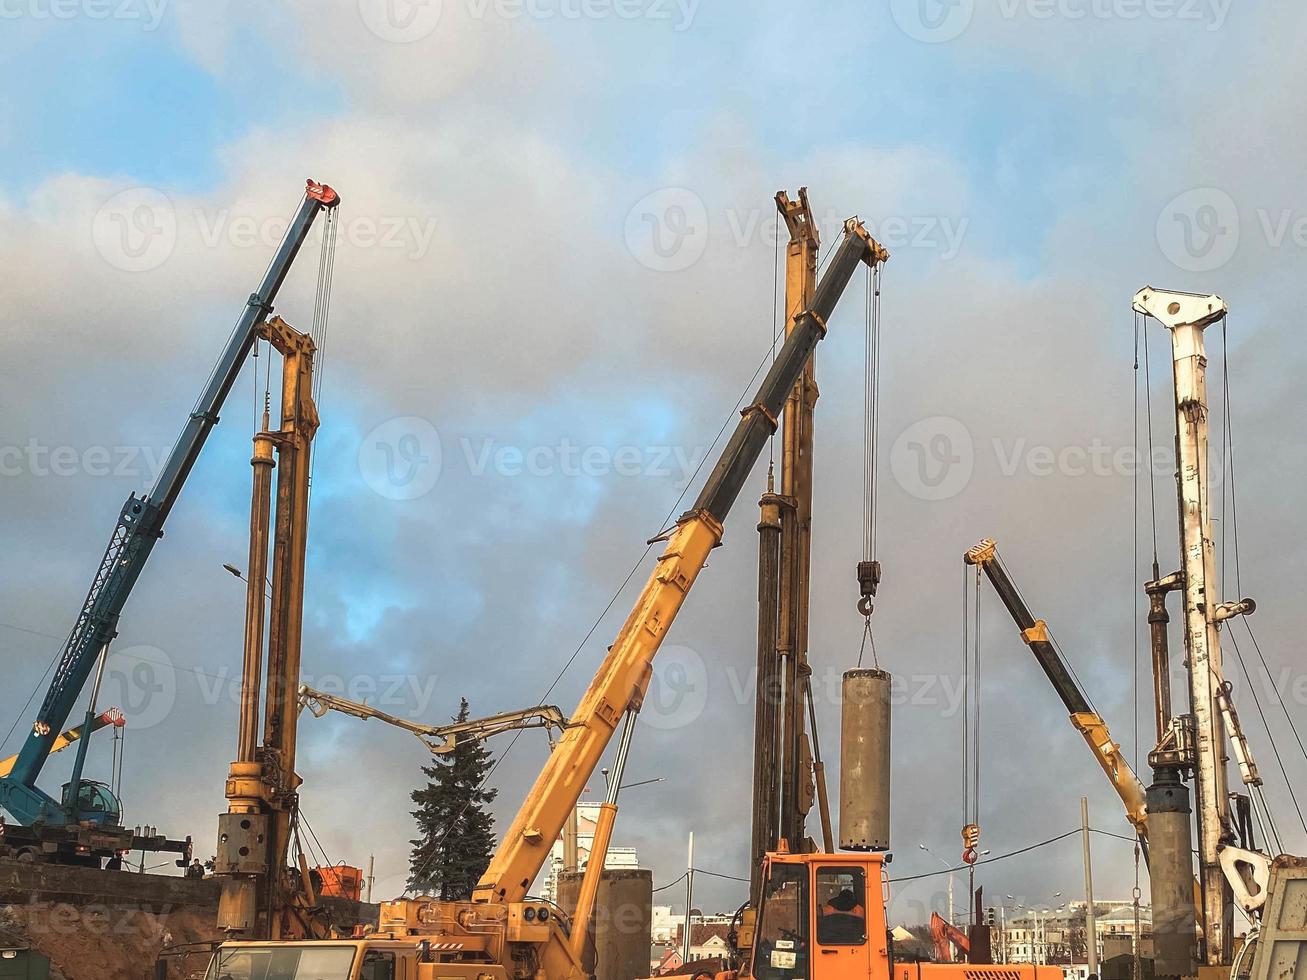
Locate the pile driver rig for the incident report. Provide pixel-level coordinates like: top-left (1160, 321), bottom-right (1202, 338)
top-left (966, 288), bottom-right (1306, 980)
top-left (213, 309), bottom-right (330, 940)
top-left (1130, 288), bottom-right (1290, 980)
top-left (0, 180), bottom-right (338, 866)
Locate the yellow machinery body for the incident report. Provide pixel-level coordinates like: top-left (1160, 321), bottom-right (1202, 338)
top-left (203, 853), bottom-right (1062, 980)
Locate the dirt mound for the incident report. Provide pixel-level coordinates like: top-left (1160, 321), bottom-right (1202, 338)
top-left (1, 901), bottom-right (220, 980)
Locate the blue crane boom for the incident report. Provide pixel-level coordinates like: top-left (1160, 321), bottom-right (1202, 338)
top-left (0, 180), bottom-right (339, 829)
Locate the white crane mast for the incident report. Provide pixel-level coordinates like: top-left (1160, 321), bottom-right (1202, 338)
top-left (1133, 287), bottom-right (1237, 965)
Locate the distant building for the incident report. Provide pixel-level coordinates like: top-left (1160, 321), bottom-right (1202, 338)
top-left (540, 801), bottom-right (640, 903)
top-left (1002, 901), bottom-right (1152, 967)
top-left (649, 917), bottom-right (740, 974)
top-left (652, 906), bottom-right (676, 942)
top-left (673, 923), bottom-right (733, 965)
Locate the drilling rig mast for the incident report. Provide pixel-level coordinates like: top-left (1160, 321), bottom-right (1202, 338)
top-left (1133, 287), bottom-right (1259, 969)
top-left (215, 314), bottom-right (329, 941)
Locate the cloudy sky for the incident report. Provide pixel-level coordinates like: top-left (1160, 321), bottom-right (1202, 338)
top-left (2, 0), bottom-right (1305, 929)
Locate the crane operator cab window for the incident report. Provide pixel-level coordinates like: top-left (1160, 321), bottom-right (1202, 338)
top-left (754, 863), bottom-right (809, 980)
top-left (815, 867), bottom-right (867, 946)
top-left (359, 950), bottom-right (396, 980)
top-left (203, 945), bottom-right (356, 980)
top-left (65, 781), bottom-right (121, 824)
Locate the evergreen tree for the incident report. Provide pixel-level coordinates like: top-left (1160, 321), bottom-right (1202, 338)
top-left (408, 698), bottom-right (499, 898)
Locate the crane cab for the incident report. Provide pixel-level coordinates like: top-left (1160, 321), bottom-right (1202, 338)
top-left (60, 779), bottom-right (123, 827)
top-left (743, 851), bottom-right (1060, 980)
top-left (749, 851), bottom-right (887, 980)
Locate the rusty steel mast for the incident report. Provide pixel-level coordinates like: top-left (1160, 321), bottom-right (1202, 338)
top-left (215, 312), bottom-right (328, 941)
top-left (752, 189), bottom-right (836, 907)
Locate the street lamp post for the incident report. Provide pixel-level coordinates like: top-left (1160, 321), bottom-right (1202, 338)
top-left (919, 844), bottom-right (955, 931)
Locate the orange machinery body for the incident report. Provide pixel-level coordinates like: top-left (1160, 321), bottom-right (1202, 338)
top-left (661, 851), bottom-right (1056, 980)
top-left (315, 865), bottom-right (364, 901)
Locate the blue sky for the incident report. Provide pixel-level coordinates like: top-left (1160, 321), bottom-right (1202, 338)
top-left (2, 0), bottom-right (1305, 924)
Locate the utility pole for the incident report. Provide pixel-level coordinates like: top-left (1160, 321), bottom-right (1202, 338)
top-left (920, 844), bottom-right (956, 946)
top-left (682, 832), bottom-right (695, 967)
top-left (1133, 287), bottom-right (1242, 966)
top-left (1081, 797), bottom-right (1098, 979)
top-left (366, 855), bottom-right (375, 905)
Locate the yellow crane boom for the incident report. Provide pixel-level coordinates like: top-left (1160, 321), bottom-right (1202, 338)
top-left (474, 220), bottom-right (886, 911)
top-left (964, 538), bottom-right (1149, 840)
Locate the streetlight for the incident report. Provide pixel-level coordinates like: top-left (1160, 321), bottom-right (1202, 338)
top-left (918, 844), bottom-right (956, 933)
top-left (1031, 895), bottom-right (1063, 966)
top-left (222, 562), bottom-right (271, 597)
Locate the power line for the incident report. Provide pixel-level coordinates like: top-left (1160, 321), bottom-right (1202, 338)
top-left (894, 829), bottom-right (1081, 882)
top-left (693, 867), bottom-right (749, 884)
top-left (654, 872), bottom-right (689, 894)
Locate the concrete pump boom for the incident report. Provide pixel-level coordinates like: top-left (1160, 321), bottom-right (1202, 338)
top-left (964, 539), bottom-right (1149, 841)
top-left (296, 686), bottom-right (567, 755)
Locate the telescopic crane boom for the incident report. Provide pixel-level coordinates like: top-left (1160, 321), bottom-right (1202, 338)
top-left (0, 181), bottom-right (339, 851)
top-left (296, 686), bottom-right (566, 756)
top-left (470, 221), bottom-right (884, 918)
top-left (964, 539), bottom-right (1149, 841)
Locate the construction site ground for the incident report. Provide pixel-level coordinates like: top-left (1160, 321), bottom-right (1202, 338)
top-left (0, 860), bottom-right (377, 980)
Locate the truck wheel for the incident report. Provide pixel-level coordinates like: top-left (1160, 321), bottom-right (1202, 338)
top-left (14, 847), bottom-right (39, 863)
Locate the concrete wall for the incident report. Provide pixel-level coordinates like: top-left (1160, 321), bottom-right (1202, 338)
top-left (0, 860), bottom-right (219, 913)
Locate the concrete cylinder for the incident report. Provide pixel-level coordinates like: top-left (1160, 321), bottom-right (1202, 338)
top-left (840, 668), bottom-right (891, 851)
top-left (1147, 772), bottom-right (1197, 978)
top-left (559, 868), bottom-right (653, 980)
